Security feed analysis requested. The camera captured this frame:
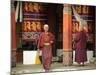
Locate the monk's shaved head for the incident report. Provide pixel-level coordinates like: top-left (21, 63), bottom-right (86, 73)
top-left (44, 24), bottom-right (49, 32)
top-left (44, 24), bottom-right (49, 27)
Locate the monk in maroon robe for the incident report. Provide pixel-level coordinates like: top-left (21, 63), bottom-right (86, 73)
top-left (38, 24), bottom-right (54, 72)
top-left (74, 26), bottom-right (87, 66)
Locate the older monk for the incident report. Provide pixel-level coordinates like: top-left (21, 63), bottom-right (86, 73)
top-left (38, 24), bottom-right (55, 72)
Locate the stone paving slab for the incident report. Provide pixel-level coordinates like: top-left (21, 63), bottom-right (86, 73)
top-left (11, 63), bottom-right (96, 75)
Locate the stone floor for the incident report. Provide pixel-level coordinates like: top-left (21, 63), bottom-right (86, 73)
top-left (11, 62), bottom-right (96, 75)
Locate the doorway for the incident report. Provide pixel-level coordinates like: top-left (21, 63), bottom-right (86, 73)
top-left (15, 2), bottom-right (63, 64)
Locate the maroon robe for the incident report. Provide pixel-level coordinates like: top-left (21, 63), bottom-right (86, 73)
top-left (38, 32), bottom-right (54, 70)
top-left (75, 31), bottom-right (87, 63)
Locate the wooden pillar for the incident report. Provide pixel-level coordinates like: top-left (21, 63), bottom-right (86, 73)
top-left (11, 0), bottom-right (17, 67)
top-left (63, 4), bottom-right (72, 65)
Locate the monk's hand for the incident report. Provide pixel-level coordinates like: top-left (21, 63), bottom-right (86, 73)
top-left (38, 50), bottom-right (42, 55)
top-left (37, 49), bottom-right (40, 53)
top-left (50, 41), bottom-right (53, 44)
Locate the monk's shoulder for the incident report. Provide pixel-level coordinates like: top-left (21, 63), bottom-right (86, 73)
top-left (49, 32), bottom-right (54, 37)
top-left (48, 32), bottom-right (53, 35)
top-left (40, 32), bottom-right (45, 36)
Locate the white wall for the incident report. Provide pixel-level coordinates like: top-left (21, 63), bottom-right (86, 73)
top-left (23, 51), bottom-right (37, 64)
